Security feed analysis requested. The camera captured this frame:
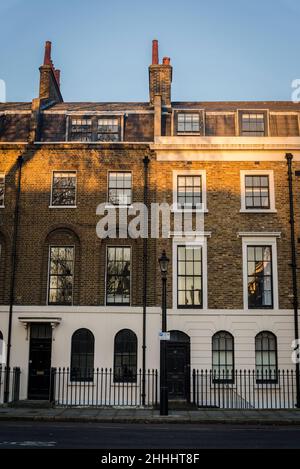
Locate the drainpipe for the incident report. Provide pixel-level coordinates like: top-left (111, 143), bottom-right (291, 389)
top-left (285, 153), bottom-right (300, 408)
top-left (142, 155), bottom-right (150, 406)
top-left (4, 155), bottom-right (23, 403)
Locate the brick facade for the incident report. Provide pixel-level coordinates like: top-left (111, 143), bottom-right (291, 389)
top-left (0, 40), bottom-right (300, 402)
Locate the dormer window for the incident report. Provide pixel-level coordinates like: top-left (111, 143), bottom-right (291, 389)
top-left (240, 112), bottom-right (266, 136)
top-left (70, 119), bottom-right (92, 142)
top-left (97, 118), bottom-right (120, 142)
top-left (177, 113), bottom-right (200, 134)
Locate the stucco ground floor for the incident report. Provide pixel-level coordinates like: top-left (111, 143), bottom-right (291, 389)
top-left (0, 305), bottom-right (297, 405)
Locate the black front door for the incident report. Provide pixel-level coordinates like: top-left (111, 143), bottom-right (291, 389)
top-left (28, 324), bottom-right (52, 400)
top-left (166, 331), bottom-right (190, 401)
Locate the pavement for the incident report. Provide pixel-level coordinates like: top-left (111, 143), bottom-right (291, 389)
top-left (1, 406), bottom-right (300, 425)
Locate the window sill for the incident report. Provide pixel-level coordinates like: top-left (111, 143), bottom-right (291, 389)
top-left (105, 204), bottom-right (134, 210)
top-left (106, 304), bottom-right (131, 307)
top-left (49, 205), bottom-right (77, 209)
top-left (171, 208), bottom-right (208, 213)
top-left (0, 206), bottom-right (5, 209)
top-left (240, 209), bottom-right (277, 214)
top-left (176, 133), bottom-right (202, 136)
top-left (173, 307), bottom-right (204, 313)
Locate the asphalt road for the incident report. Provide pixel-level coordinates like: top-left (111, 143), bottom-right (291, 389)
top-left (0, 422), bottom-right (300, 449)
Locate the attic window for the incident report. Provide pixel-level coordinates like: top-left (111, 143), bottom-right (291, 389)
top-left (97, 118), bottom-right (120, 142)
top-left (241, 113), bottom-right (266, 136)
top-left (177, 113), bottom-right (200, 134)
top-left (70, 119), bottom-right (92, 142)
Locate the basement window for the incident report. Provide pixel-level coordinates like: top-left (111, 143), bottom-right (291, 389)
top-left (97, 118), bottom-right (120, 142)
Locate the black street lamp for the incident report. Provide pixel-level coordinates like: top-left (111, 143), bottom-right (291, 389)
top-left (158, 249), bottom-right (169, 416)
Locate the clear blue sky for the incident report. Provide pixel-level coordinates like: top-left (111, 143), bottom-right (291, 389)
top-left (0, 0), bottom-right (299, 102)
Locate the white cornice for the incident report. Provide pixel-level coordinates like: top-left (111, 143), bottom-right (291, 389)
top-left (237, 232), bottom-right (281, 238)
top-left (152, 136), bottom-right (300, 151)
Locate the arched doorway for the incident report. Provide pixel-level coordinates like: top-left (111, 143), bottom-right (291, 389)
top-left (165, 330), bottom-right (190, 401)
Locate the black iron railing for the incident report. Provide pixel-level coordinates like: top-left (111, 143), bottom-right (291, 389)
top-left (192, 369), bottom-right (298, 409)
top-left (49, 367), bottom-right (298, 409)
top-left (0, 367), bottom-right (21, 404)
top-left (51, 368), bottom-right (158, 407)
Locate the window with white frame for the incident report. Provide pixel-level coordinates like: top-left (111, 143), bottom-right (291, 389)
top-left (177, 175), bottom-right (202, 208)
top-left (240, 112), bottom-right (266, 136)
top-left (108, 172), bottom-right (132, 206)
top-left (212, 331), bottom-right (234, 383)
top-left (0, 175), bottom-right (4, 207)
top-left (70, 119), bottom-right (92, 142)
top-left (106, 246), bottom-right (131, 305)
top-left (51, 171), bottom-right (77, 207)
top-left (173, 238), bottom-right (208, 310)
top-left (242, 237), bottom-right (278, 310)
top-left (247, 245), bottom-right (273, 308)
top-left (173, 170), bottom-right (207, 211)
top-left (48, 246), bottom-right (74, 305)
top-left (240, 171), bottom-right (275, 212)
top-left (177, 113), bottom-right (200, 134)
top-left (97, 118), bottom-right (119, 142)
top-left (255, 331), bottom-right (278, 383)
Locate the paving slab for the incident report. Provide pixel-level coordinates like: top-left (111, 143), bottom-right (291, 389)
top-left (0, 406), bottom-right (300, 425)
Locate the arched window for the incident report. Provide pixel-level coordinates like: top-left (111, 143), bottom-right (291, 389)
top-left (212, 331), bottom-right (234, 382)
top-left (114, 329), bottom-right (137, 383)
top-left (70, 329), bottom-right (94, 382)
top-left (255, 331), bottom-right (278, 383)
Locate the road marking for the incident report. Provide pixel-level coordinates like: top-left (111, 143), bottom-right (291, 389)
top-left (0, 441), bottom-right (57, 447)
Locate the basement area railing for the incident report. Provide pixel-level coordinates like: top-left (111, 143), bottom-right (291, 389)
top-left (192, 369), bottom-right (298, 409)
top-left (0, 367), bottom-right (21, 404)
top-left (50, 367), bottom-right (158, 407)
top-left (49, 368), bottom-right (298, 409)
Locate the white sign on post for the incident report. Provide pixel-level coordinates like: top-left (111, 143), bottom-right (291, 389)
top-left (159, 332), bottom-right (170, 341)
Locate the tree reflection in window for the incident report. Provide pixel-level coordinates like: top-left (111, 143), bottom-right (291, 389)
top-left (114, 329), bottom-right (137, 383)
top-left (48, 246), bottom-right (74, 305)
top-left (247, 246), bottom-right (273, 308)
top-left (52, 172), bottom-right (76, 206)
top-left (177, 246), bottom-right (202, 308)
top-left (106, 247), bottom-right (130, 305)
top-left (71, 328), bottom-right (94, 382)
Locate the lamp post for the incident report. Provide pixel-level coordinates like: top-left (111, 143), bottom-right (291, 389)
top-left (158, 250), bottom-right (169, 416)
top-left (285, 153), bottom-right (300, 408)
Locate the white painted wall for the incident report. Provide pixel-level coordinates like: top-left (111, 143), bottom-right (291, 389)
top-left (0, 306), bottom-right (296, 400)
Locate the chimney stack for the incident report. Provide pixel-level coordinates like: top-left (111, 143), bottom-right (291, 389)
top-left (152, 39), bottom-right (159, 65)
top-left (39, 40), bottom-right (63, 103)
top-left (54, 69), bottom-right (60, 87)
top-left (44, 41), bottom-right (52, 66)
top-left (149, 40), bottom-right (172, 107)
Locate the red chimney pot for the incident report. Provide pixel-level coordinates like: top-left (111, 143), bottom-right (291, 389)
top-left (163, 57), bottom-right (170, 65)
top-left (44, 41), bottom-right (52, 66)
top-left (54, 69), bottom-right (60, 87)
top-left (152, 39), bottom-right (159, 65)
